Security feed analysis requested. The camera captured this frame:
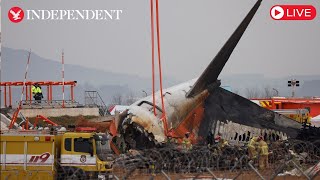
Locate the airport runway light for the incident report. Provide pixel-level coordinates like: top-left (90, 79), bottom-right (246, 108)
top-left (288, 79), bottom-right (300, 97)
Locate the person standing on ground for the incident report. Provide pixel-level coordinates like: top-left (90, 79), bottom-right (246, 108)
top-left (258, 138), bottom-right (269, 169)
top-left (248, 136), bottom-right (263, 159)
top-left (32, 83), bottom-right (43, 103)
top-left (182, 132), bottom-right (192, 151)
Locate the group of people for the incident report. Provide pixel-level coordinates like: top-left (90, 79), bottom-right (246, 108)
top-left (211, 134), bottom-right (269, 169)
top-left (173, 131), bottom-right (269, 170)
top-left (166, 130), bottom-right (270, 170)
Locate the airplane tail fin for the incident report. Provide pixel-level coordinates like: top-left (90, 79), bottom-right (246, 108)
top-left (187, 0), bottom-right (263, 97)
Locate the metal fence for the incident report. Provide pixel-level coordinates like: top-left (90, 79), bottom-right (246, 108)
top-left (110, 140), bottom-right (320, 180)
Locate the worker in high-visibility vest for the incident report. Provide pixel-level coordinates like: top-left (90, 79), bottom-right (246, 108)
top-left (167, 135), bottom-right (177, 144)
top-left (247, 136), bottom-right (263, 159)
top-left (182, 132), bottom-right (192, 151)
top-left (258, 139), bottom-right (269, 169)
top-left (32, 83), bottom-right (43, 103)
top-left (214, 134), bottom-right (228, 149)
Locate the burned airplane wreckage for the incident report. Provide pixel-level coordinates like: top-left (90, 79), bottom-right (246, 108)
top-left (111, 0), bottom-right (309, 152)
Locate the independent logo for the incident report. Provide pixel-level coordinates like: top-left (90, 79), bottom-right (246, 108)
top-left (8, 7), bottom-right (24, 23)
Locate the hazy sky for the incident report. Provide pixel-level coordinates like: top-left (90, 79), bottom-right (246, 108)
top-left (2, 0), bottom-right (320, 82)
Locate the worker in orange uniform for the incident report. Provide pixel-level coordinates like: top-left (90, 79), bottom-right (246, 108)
top-left (258, 138), bottom-right (269, 169)
top-left (182, 132), bottom-right (192, 151)
top-left (247, 136), bottom-right (263, 159)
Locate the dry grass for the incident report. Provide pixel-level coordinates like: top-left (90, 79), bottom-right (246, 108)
top-left (26, 115), bottom-right (97, 127)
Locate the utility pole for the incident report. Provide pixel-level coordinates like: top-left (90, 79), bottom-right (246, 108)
top-left (288, 79), bottom-right (300, 97)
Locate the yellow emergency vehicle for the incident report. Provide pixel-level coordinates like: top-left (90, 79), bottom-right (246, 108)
top-left (274, 109), bottom-right (311, 124)
top-left (0, 129), bottom-right (113, 180)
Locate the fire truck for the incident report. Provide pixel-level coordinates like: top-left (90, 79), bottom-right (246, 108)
top-left (251, 97), bottom-right (320, 124)
top-left (273, 109), bottom-right (311, 124)
top-left (0, 129), bottom-right (113, 180)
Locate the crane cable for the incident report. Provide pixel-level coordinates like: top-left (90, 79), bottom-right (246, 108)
top-left (150, 0), bottom-right (168, 135)
top-left (150, 0), bottom-right (156, 116)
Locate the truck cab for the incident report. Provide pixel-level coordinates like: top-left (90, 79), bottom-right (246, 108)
top-left (59, 132), bottom-right (113, 179)
top-left (0, 130), bottom-right (113, 180)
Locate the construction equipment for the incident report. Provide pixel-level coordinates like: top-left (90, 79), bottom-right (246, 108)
top-left (0, 129), bottom-right (113, 179)
top-left (33, 114), bottom-right (59, 127)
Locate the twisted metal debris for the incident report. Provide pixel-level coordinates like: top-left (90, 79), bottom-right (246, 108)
top-left (112, 140), bottom-right (320, 179)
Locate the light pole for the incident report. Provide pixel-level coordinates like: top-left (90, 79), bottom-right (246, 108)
top-left (288, 79), bottom-right (300, 97)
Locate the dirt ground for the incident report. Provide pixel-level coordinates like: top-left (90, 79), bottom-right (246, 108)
top-left (112, 168), bottom-right (320, 180)
top-left (25, 115), bottom-right (113, 132)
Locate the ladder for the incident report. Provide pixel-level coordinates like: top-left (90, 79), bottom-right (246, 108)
top-left (85, 91), bottom-right (109, 116)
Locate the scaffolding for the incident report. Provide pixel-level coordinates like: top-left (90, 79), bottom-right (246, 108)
top-left (0, 81), bottom-right (77, 108)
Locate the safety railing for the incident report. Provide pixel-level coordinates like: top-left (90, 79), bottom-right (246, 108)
top-left (19, 100), bottom-right (80, 109)
top-left (85, 91), bottom-right (109, 116)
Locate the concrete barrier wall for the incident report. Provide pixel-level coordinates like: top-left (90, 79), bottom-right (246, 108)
top-left (20, 107), bottom-right (100, 117)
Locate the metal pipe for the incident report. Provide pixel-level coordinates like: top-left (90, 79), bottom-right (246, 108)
top-left (71, 85), bottom-right (74, 101)
top-left (50, 85), bottom-right (53, 101)
top-left (248, 161), bottom-right (265, 180)
top-left (4, 85), bottom-right (7, 107)
top-left (161, 170), bottom-right (171, 180)
top-left (25, 85), bottom-right (28, 101)
top-left (29, 85), bottom-right (32, 102)
top-left (47, 85), bottom-right (50, 103)
top-left (9, 86), bottom-right (12, 107)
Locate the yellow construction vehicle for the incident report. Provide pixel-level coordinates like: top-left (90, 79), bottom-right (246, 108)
top-left (274, 109), bottom-right (311, 124)
top-left (0, 129), bottom-right (113, 180)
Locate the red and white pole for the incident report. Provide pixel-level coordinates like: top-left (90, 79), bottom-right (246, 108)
top-left (19, 50), bottom-right (31, 107)
top-left (62, 51), bottom-right (65, 108)
top-left (10, 50), bottom-right (31, 129)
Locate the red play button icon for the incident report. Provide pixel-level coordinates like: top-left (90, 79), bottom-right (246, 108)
top-left (270, 6), bottom-right (284, 20)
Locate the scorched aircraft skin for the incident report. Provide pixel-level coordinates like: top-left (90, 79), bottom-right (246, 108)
top-left (113, 0), bottom-right (301, 151)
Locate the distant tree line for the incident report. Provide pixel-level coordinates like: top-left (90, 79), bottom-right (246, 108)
top-left (111, 92), bottom-right (138, 106)
top-left (243, 86), bottom-right (279, 99)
